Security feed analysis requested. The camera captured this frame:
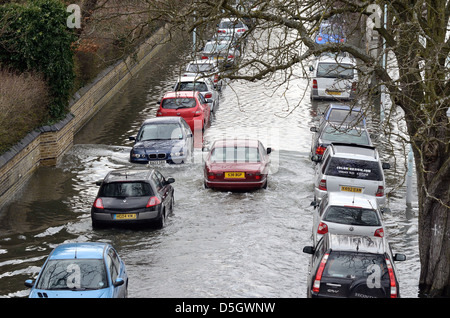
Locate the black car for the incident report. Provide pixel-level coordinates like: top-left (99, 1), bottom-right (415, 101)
top-left (91, 169), bottom-right (175, 229)
top-left (129, 117), bottom-right (193, 164)
top-left (303, 233), bottom-right (406, 298)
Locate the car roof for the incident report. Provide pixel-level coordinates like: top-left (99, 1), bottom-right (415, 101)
top-left (142, 117), bottom-right (183, 125)
top-left (212, 139), bottom-right (261, 148)
top-left (49, 242), bottom-right (108, 260)
top-left (104, 169), bottom-right (154, 183)
top-left (326, 103), bottom-right (362, 112)
top-left (327, 233), bottom-right (386, 254)
top-left (326, 192), bottom-right (378, 209)
top-left (163, 91), bottom-right (197, 98)
top-left (328, 143), bottom-right (378, 160)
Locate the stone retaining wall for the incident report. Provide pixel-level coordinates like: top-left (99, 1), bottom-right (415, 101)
top-left (0, 24), bottom-right (171, 208)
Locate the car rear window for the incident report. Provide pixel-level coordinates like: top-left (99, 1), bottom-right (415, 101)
top-left (321, 126), bottom-right (370, 145)
top-left (324, 252), bottom-right (388, 282)
top-left (317, 62), bottom-right (354, 79)
top-left (327, 109), bottom-right (364, 126)
top-left (325, 158), bottom-right (382, 181)
top-left (324, 206), bottom-right (381, 226)
top-left (175, 82), bottom-right (208, 92)
top-left (219, 21), bottom-right (244, 28)
top-left (162, 97), bottom-right (196, 109)
top-left (100, 182), bottom-right (153, 197)
top-left (186, 64), bottom-right (214, 73)
top-left (210, 146), bottom-right (260, 162)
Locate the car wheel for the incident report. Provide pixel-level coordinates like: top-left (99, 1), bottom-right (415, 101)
top-left (156, 210), bottom-right (166, 229)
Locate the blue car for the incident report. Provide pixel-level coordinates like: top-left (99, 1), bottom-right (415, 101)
top-left (315, 22), bottom-right (346, 44)
top-left (129, 117), bottom-right (194, 164)
top-left (25, 242), bottom-right (128, 298)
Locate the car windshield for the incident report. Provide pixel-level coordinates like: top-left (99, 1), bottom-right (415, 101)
top-left (175, 82), bottom-right (208, 92)
top-left (324, 206), bottom-right (381, 226)
top-left (35, 259), bottom-right (108, 290)
top-left (324, 252), bottom-right (388, 281)
top-left (327, 109), bottom-right (364, 126)
top-left (210, 146), bottom-right (260, 163)
top-left (162, 97), bottom-right (196, 109)
top-left (100, 182), bottom-right (153, 197)
top-left (138, 123), bottom-right (182, 141)
top-left (325, 158), bottom-right (383, 181)
top-left (186, 64), bottom-right (215, 73)
top-left (317, 62), bottom-right (354, 79)
top-left (219, 20), bottom-right (244, 29)
top-left (321, 126), bottom-right (370, 145)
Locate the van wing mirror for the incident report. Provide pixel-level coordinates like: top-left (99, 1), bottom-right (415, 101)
top-left (394, 253), bottom-right (406, 262)
top-left (303, 246), bottom-right (315, 254)
top-left (382, 162), bottom-right (391, 169)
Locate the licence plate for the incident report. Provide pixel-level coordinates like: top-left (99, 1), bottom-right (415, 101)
top-left (113, 213), bottom-right (137, 220)
top-left (341, 186), bottom-right (362, 193)
top-left (147, 160), bottom-right (165, 165)
top-left (212, 56), bottom-right (224, 60)
top-left (225, 172), bottom-right (245, 179)
top-left (326, 90), bottom-right (342, 96)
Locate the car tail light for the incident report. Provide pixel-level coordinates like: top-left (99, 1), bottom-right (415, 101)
top-left (315, 146), bottom-right (326, 155)
top-left (385, 258), bottom-right (397, 298)
top-left (375, 186), bottom-right (384, 197)
top-left (228, 55), bottom-right (234, 59)
top-left (352, 82), bottom-right (357, 92)
top-left (313, 253), bottom-right (329, 293)
top-left (374, 228), bottom-right (384, 237)
top-left (93, 198), bottom-right (104, 209)
top-left (312, 79), bottom-right (318, 89)
top-left (218, 30), bottom-right (226, 33)
top-left (146, 196), bottom-right (161, 208)
top-left (318, 179), bottom-right (327, 191)
top-left (204, 92), bottom-right (212, 98)
top-left (214, 74), bottom-right (219, 83)
top-left (317, 36), bottom-right (323, 42)
top-left (255, 172), bottom-right (261, 180)
top-left (317, 222), bottom-right (328, 235)
top-left (237, 28), bottom-right (246, 32)
top-left (340, 38), bottom-right (345, 43)
top-left (201, 56), bottom-right (208, 60)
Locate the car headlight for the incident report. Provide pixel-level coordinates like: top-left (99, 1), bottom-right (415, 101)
top-left (131, 153), bottom-right (146, 158)
top-left (170, 151), bottom-right (184, 157)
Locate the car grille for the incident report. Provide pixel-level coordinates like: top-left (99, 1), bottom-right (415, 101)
top-left (149, 153), bottom-right (166, 159)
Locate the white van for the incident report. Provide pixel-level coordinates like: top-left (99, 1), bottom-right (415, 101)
top-left (310, 53), bottom-right (358, 100)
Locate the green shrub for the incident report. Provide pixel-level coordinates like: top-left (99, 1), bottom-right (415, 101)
top-left (0, 0), bottom-right (77, 121)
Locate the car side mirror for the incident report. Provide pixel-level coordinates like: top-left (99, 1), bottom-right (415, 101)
top-left (309, 65), bottom-right (314, 71)
top-left (156, 100), bottom-right (161, 105)
top-left (380, 207), bottom-right (391, 214)
top-left (266, 147), bottom-right (272, 155)
top-left (113, 278), bottom-right (124, 287)
top-left (311, 155), bottom-right (321, 162)
top-left (24, 279), bottom-right (34, 288)
top-left (382, 162), bottom-right (391, 169)
top-left (166, 177), bottom-right (175, 184)
top-left (310, 200), bottom-right (319, 208)
top-left (205, 98), bottom-right (213, 104)
top-left (129, 136), bottom-right (136, 141)
top-left (95, 180), bottom-right (103, 186)
top-left (310, 126), bottom-right (318, 132)
top-left (394, 253), bottom-right (406, 262)
top-left (303, 246), bottom-right (315, 254)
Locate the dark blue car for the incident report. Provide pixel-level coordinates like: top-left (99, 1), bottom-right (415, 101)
top-left (315, 22), bottom-right (346, 44)
top-left (129, 117), bottom-right (194, 164)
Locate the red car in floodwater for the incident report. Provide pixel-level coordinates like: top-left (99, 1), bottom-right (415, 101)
top-left (204, 139), bottom-right (272, 191)
top-left (156, 91), bottom-right (211, 132)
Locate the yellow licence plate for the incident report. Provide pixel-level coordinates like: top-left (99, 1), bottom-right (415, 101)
top-left (225, 172), bottom-right (245, 179)
top-left (326, 90), bottom-right (342, 96)
top-left (114, 213), bottom-right (137, 220)
top-left (341, 186), bottom-right (362, 193)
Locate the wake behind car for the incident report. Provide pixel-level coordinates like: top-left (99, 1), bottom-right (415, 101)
top-left (129, 117), bottom-right (193, 164)
top-left (91, 169), bottom-right (175, 229)
top-left (303, 233), bottom-right (406, 298)
top-left (25, 242), bottom-right (128, 298)
top-left (156, 91), bottom-right (211, 132)
top-left (204, 139), bottom-right (271, 191)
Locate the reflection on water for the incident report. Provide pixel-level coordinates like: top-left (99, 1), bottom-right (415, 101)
top-left (0, 36), bottom-right (419, 298)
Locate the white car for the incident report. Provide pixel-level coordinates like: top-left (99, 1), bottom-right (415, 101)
top-left (217, 18), bottom-right (249, 38)
top-left (184, 59), bottom-right (224, 91)
top-left (312, 143), bottom-right (390, 207)
top-left (309, 53), bottom-right (358, 100)
top-left (173, 75), bottom-right (219, 113)
top-left (311, 192), bottom-right (386, 245)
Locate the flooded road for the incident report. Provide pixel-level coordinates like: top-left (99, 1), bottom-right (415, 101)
top-left (0, 37), bottom-right (420, 298)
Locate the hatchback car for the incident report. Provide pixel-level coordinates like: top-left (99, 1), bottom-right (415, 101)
top-left (156, 91), bottom-right (211, 132)
top-left (204, 139), bottom-right (272, 191)
top-left (173, 75), bottom-right (219, 112)
top-left (310, 53), bottom-right (358, 100)
top-left (184, 59), bottom-right (224, 91)
top-left (315, 21), bottom-right (346, 44)
top-left (320, 104), bottom-right (366, 127)
top-left (310, 121), bottom-right (372, 160)
top-left (201, 40), bottom-right (240, 68)
top-left (25, 242), bottom-right (128, 298)
top-left (310, 192), bottom-right (386, 245)
top-left (91, 169), bottom-right (175, 228)
top-left (129, 117), bottom-right (193, 164)
top-left (312, 143), bottom-right (390, 206)
top-left (217, 18), bottom-right (249, 38)
top-left (303, 233), bottom-right (406, 298)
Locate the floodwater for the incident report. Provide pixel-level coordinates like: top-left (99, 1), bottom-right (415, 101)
top-left (0, 35), bottom-right (420, 298)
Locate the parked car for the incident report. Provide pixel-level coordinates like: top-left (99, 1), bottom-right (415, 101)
top-left (310, 121), bottom-right (372, 160)
top-left (303, 233), bottom-right (406, 298)
top-left (25, 242), bottom-right (128, 298)
top-left (156, 91), bottom-right (211, 132)
top-left (310, 192), bottom-right (386, 245)
top-left (320, 103), bottom-right (366, 127)
top-left (310, 53), bottom-right (358, 100)
top-left (200, 40), bottom-right (241, 68)
top-left (173, 75), bottom-right (219, 112)
top-left (91, 169), bottom-right (175, 229)
top-left (315, 21), bottom-right (346, 44)
top-left (184, 59), bottom-right (224, 91)
top-left (204, 139), bottom-right (271, 191)
top-left (129, 117), bottom-right (193, 164)
top-left (312, 143), bottom-right (390, 206)
top-left (217, 18), bottom-right (249, 38)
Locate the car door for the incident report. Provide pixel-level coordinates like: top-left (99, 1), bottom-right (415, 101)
top-left (107, 247), bottom-right (126, 298)
top-left (154, 170), bottom-right (173, 211)
top-left (197, 92), bottom-right (211, 122)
